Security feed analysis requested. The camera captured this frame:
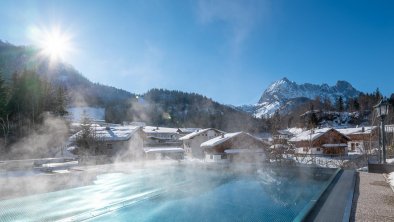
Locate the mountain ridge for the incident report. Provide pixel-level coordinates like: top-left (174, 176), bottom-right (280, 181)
top-left (240, 77), bottom-right (361, 118)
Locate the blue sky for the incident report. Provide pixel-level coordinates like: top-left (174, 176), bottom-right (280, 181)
top-left (0, 0), bottom-right (393, 105)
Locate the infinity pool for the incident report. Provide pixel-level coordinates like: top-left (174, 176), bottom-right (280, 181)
top-left (0, 164), bottom-right (338, 222)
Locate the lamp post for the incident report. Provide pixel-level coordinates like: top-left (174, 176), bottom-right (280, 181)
top-left (374, 99), bottom-right (389, 164)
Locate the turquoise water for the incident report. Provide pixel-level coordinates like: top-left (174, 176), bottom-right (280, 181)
top-left (0, 165), bottom-right (336, 222)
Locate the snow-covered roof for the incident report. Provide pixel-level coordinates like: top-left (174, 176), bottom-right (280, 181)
top-left (177, 128), bottom-right (201, 134)
top-left (201, 132), bottom-right (242, 148)
top-left (179, 128), bottom-right (225, 140)
top-left (70, 122), bottom-right (101, 128)
top-left (70, 125), bottom-right (141, 142)
top-left (143, 147), bottom-right (184, 153)
top-left (270, 144), bottom-right (290, 149)
top-left (322, 143), bottom-right (348, 148)
top-left (289, 128), bottom-right (334, 142)
top-left (143, 126), bottom-right (179, 134)
top-left (224, 149), bottom-right (265, 154)
top-left (279, 128), bottom-right (304, 136)
top-left (336, 126), bottom-right (377, 135)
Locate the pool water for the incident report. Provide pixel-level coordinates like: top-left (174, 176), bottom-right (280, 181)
top-left (0, 164), bottom-right (337, 222)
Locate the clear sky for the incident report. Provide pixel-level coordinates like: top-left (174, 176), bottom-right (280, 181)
top-left (0, 0), bottom-right (393, 105)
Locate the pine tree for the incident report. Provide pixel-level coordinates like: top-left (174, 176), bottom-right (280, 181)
top-left (323, 97), bottom-right (332, 111)
top-left (307, 103), bottom-right (319, 129)
top-left (0, 73), bottom-right (8, 118)
top-left (353, 98), bottom-right (360, 111)
top-left (0, 73), bottom-right (10, 148)
top-left (336, 96), bottom-right (344, 112)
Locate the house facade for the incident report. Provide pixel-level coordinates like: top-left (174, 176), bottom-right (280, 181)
top-left (179, 128), bottom-right (224, 159)
top-left (337, 126), bottom-right (378, 153)
top-left (143, 147), bottom-right (185, 160)
top-left (201, 132), bottom-right (270, 163)
top-left (143, 126), bottom-right (182, 147)
top-left (70, 125), bottom-right (144, 162)
top-left (289, 128), bottom-right (350, 155)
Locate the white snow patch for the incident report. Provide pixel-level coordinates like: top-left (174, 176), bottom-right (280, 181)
top-left (67, 107), bottom-right (105, 122)
top-left (254, 101), bottom-right (281, 118)
top-left (201, 132), bottom-right (242, 147)
top-left (143, 147), bottom-right (184, 153)
top-left (388, 172), bottom-right (394, 188)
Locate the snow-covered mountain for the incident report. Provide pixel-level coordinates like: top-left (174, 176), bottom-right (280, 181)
top-left (241, 78), bottom-right (361, 118)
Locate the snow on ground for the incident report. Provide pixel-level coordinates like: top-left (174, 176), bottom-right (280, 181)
top-left (254, 101), bottom-right (281, 118)
top-left (67, 107), bottom-right (105, 122)
top-left (287, 155), bottom-right (351, 168)
top-left (388, 172), bottom-right (394, 188)
top-left (0, 169), bottom-right (44, 178)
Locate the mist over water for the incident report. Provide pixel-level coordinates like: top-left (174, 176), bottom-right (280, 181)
top-left (6, 114), bottom-right (69, 159)
top-left (0, 162), bottom-right (335, 222)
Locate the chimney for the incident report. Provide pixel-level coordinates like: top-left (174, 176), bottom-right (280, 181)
top-left (362, 127), bottom-right (365, 132)
top-left (156, 126), bottom-right (159, 130)
top-left (221, 133), bottom-right (225, 138)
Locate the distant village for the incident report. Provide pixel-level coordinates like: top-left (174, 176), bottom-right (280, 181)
top-left (64, 109), bottom-right (394, 166)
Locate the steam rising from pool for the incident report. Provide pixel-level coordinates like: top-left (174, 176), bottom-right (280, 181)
top-left (0, 164), bottom-right (336, 222)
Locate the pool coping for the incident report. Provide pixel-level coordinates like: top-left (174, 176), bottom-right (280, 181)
top-left (293, 168), bottom-right (342, 222)
top-left (300, 169), bottom-right (357, 222)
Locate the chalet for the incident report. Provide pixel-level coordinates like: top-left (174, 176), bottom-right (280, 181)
top-left (385, 124), bottom-right (394, 148)
top-left (143, 147), bottom-right (184, 160)
top-left (201, 132), bottom-right (270, 163)
top-left (143, 126), bottom-right (182, 147)
top-left (337, 126), bottom-right (378, 153)
top-left (289, 128), bottom-right (350, 155)
top-left (179, 128), bottom-right (225, 159)
top-left (177, 128), bottom-right (201, 136)
top-left (272, 130), bottom-right (293, 144)
top-left (70, 125), bottom-right (144, 161)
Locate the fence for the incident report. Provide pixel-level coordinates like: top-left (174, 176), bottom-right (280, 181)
top-left (270, 153), bottom-right (374, 169)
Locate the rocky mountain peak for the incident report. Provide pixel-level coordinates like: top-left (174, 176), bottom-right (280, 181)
top-left (250, 78), bottom-right (361, 118)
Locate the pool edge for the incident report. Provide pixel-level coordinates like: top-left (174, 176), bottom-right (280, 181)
top-left (292, 168), bottom-right (342, 222)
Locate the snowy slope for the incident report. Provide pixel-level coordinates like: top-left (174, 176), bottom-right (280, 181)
top-left (67, 107), bottom-right (105, 122)
top-left (241, 78), bottom-right (361, 118)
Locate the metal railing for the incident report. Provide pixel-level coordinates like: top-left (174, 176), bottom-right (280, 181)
top-left (269, 152), bottom-right (372, 169)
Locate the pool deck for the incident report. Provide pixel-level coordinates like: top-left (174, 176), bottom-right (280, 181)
top-left (305, 170), bottom-right (356, 222)
top-left (351, 172), bottom-right (394, 221)
top-left (301, 169), bottom-right (394, 222)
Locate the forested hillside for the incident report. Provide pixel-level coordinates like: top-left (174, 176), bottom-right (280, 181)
top-left (105, 89), bottom-right (268, 132)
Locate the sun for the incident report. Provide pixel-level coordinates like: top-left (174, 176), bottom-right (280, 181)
top-left (31, 26), bottom-right (74, 62)
top-left (42, 31), bottom-right (70, 60)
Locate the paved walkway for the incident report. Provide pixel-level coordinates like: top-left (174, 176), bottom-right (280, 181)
top-left (351, 172), bottom-right (394, 221)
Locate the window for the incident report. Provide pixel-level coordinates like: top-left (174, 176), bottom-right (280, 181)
top-left (316, 148), bottom-right (321, 152)
top-left (210, 155), bottom-right (213, 159)
top-left (222, 154), bottom-right (227, 159)
top-left (107, 144), bottom-right (113, 149)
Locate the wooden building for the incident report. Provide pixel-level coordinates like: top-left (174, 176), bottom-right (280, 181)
top-left (289, 128), bottom-right (350, 155)
top-left (179, 128), bottom-right (225, 159)
top-left (201, 132), bottom-right (270, 163)
top-left (70, 125), bottom-right (145, 161)
top-left (337, 126), bottom-right (378, 153)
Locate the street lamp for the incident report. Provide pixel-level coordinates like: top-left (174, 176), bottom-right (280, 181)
top-left (374, 99), bottom-right (389, 164)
